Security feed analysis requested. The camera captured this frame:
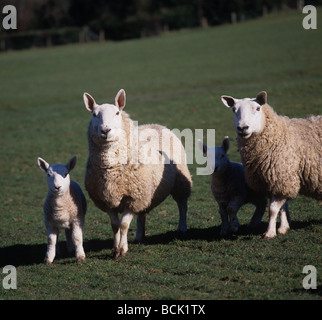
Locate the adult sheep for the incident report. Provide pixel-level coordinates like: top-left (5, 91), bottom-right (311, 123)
top-left (83, 89), bottom-right (192, 257)
top-left (221, 91), bottom-right (322, 239)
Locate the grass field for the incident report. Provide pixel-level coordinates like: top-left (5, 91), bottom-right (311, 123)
top-left (0, 9), bottom-right (321, 300)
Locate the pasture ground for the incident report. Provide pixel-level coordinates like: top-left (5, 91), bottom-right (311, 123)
top-left (0, 9), bottom-right (321, 300)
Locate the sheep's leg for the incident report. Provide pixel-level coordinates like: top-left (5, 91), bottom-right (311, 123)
top-left (72, 225), bottom-right (86, 262)
top-left (227, 202), bottom-right (240, 234)
top-left (134, 213), bottom-right (146, 243)
top-left (248, 197), bottom-right (267, 229)
top-left (263, 197), bottom-right (286, 239)
top-left (219, 205), bottom-right (230, 237)
top-left (115, 211), bottom-right (134, 258)
top-left (65, 228), bottom-right (75, 254)
top-left (108, 212), bottom-right (120, 257)
top-left (44, 228), bottom-right (58, 264)
top-left (278, 201), bottom-right (291, 235)
top-left (176, 198), bottom-right (188, 233)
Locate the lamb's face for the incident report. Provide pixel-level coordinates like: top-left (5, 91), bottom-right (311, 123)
top-left (46, 164), bottom-right (71, 195)
top-left (214, 146), bottom-right (229, 173)
top-left (84, 89), bottom-right (126, 145)
top-left (221, 91), bottom-right (267, 139)
top-left (37, 156), bottom-right (77, 196)
top-left (197, 136), bottom-right (230, 174)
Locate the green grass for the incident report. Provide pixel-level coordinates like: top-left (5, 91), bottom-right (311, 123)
top-left (1, 9), bottom-right (321, 300)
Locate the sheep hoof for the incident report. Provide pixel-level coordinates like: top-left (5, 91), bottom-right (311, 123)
top-left (262, 231), bottom-right (276, 239)
top-left (77, 255), bottom-right (86, 262)
top-left (44, 258), bottom-right (53, 265)
top-left (277, 227), bottom-right (290, 235)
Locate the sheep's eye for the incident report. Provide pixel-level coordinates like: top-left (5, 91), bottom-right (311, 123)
top-left (256, 107), bottom-right (261, 111)
top-left (92, 112), bottom-right (97, 117)
top-left (116, 111), bottom-right (120, 116)
top-left (221, 154), bottom-right (225, 159)
top-left (232, 107), bottom-right (236, 113)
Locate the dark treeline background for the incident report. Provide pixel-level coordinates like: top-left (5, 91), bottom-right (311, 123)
top-left (1, 0), bottom-right (322, 50)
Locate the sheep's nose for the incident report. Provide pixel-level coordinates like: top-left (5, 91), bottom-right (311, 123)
top-left (55, 186), bottom-right (61, 191)
top-left (237, 126), bottom-right (249, 133)
top-left (101, 127), bottom-right (111, 135)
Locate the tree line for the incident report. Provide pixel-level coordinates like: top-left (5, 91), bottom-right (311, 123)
top-left (1, 0), bottom-right (321, 49)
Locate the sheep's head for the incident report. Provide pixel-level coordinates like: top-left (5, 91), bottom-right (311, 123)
top-left (83, 89), bottom-right (126, 145)
top-left (197, 136), bottom-right (230, 174)
top-left (37, 156), bottom-right (76, 195)
top-left (221, 91), bottom-right (267, 139)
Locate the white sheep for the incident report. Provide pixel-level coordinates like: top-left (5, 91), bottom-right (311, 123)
top-left (37, 156), bottom-right (87, 264)
top-left (197, 136), bottom-right (267, 236)
top-left (221, 91), bottom-right (322, 238)
top-left (83, 89), bottom-right (192, 258)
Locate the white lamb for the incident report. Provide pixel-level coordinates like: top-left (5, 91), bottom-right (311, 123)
top-left (83, 89), bottom-right (192, 258)
top-left (221, 91), bottom-right (322, 238)
top-left (197, 136), bottom-right (267, 236)
top-left (37, 156), bottom-right (87, 264)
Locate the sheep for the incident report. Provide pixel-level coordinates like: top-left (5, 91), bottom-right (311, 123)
top-left (37, 156), bottom-right (87, 264)
top-left (197, 136), bottom-right (267, 236)
top-left (221, 91), bottom-right (322, 239)
top-left (83, 89), bottom-right (192, 258)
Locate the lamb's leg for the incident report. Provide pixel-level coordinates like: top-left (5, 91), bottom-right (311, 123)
top-left (219, 206), bottom-right (230, 237)
top-left (278, 201), bottom-right (291, 235)
top-left (176, 198), bottom-right (188, 233)
top-left (72, 225), bottom-right (86, 262)
top-left (44, 228), bottom-right (58, 264)
top-left (115, 211), bottom-right (134, 258)
top-left (135, 213), bottom-right (146, 243)
top-left (263, 197), bottom-right (286, 239)
top-left (108, 212), bottom-right (120, 257)
top-left (227, 202), bottom-right (241, 234)
top-left (248, 197), bottom-right (267, 229)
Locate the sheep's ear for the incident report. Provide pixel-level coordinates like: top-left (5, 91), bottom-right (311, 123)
top-left (197, 139), bottom-right (207, 156)
top-left (66, 156), bottom-right (77, 172)
top-left (221, 95), bottom-right (236, 108)
top-left (115, 89), bottom-right (126, 111)
top-left (83, 93), bottom-right (96, 112)
top-left (37, 157), bottom-right (49, 173)
top-left (256, 91), bottom-right (267, 106)
top-left (222, 136), bottom-right (230, 153)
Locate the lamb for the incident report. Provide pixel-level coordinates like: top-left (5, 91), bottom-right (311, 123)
top-left (83, 89), bottom-right (192, 258)
top-left (37, 156), bottom-right (87, 264)
top-left (197, 136), bottom-right (267, 236)
top-left (221, 91), bottom-right (322, 238)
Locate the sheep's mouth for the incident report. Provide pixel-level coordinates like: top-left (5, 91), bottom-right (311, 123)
top-left (238, 132), bottom-right (251, 138)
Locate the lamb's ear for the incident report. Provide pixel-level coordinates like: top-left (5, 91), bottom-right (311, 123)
top-left (37, 157), bottom-right (49, 173)
top-left (83, 93), bottom-right (96, 112)
top-left (115, 89), bottom-right (126, 110)
top-left (66, 156), bottom-right (77, 172)
top-left (197, 139), bottom-right (207, 156)
top-left (221, 95), bottom-right (236, 108)
top-left (222, 136), bottom-right (230, 153)
top-left (256, 91), bottom-right (267, 106)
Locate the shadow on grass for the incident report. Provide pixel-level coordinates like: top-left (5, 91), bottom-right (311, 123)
top-left (1, 219), bottom-right (320, 267)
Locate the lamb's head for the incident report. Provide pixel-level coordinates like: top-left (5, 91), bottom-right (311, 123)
top-left (37, 156), bottom-right (77, 195)
top-left (197, 136), bottom-right (230, 174)
top-left (83, 89), bottom-right (126, 145)
top-left (221, 91), bottom-right (267, 139)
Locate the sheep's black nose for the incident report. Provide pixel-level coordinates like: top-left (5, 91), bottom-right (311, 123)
top-left (237, 126), bottom-right (249, 133)
top-left (101, 128), bottom-right (111, 134)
